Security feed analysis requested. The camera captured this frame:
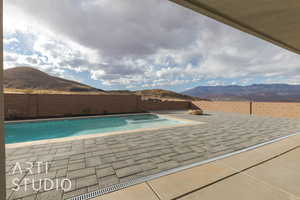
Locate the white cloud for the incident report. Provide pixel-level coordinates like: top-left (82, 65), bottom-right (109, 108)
top-left (4, 0), bottom-right (300, 90)
top-left (4, 37), bottom-right (18, 45)
top-left (91, 69), bottom-right (106, 80)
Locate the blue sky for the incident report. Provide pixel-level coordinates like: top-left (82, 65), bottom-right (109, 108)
top-left (4, 0), bottom-right (300, 92)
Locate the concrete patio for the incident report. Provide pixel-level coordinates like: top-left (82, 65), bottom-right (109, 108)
top-left (5, 111), bottom-right (300, 200)
top-left (94, 132), bottom-right (300, 200)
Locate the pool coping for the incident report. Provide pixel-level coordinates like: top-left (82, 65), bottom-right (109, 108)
top-left (5, 112), bottom-right (204, 149)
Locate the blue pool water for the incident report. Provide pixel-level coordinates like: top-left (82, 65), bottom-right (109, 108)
top-left (5, 114), bottom-right (186, 144)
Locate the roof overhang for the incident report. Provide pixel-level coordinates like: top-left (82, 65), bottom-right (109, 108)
top-left (170, 0), bottom-right (300, 55)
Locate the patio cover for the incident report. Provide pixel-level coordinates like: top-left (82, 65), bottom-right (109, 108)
top-left (170, 0), bottom-right (300, 55)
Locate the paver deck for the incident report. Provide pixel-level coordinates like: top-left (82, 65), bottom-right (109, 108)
top-left (5, 111), bottom-right (300, 199)
top-left (94, 133), bottom-right (300, 200)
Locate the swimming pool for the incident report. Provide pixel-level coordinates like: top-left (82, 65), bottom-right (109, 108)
top-left (5, 114), bottom-right (187, 144)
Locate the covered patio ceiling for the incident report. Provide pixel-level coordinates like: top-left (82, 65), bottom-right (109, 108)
top-left (170, 0), bottom-right (300, 55)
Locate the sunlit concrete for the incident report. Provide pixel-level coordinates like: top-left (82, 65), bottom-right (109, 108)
top-left (95, 134), bottom-right (300, 200)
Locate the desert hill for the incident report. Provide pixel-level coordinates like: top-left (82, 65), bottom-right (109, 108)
top-left (134, 89), bottom-right (204, 101)
top-left (4, 67), bottom-right (103, 93)
top-left (4, 67), bottom-right (201, 101)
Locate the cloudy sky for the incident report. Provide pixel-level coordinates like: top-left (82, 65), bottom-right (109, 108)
top-left (4, 0), bottom-right (300, 92)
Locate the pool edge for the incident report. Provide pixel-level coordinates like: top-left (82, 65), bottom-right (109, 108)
top-left (5, 113), bottom-right (204, 148)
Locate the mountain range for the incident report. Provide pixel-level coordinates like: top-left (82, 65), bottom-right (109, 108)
top-left (6, 67), bottom-right (300, 102)
top-left (4, 67), bottom-right (202, 101)
top-left (182, 84), bottom-right (300, 102)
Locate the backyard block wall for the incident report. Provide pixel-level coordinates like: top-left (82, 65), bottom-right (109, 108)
top-left (252, 102), bottom-right (300, 118)
top-left (140, 99), bottom-right (191, 111)
top-left (193, 100), bottom-right (300, 118)
top-left (4, 94), bottom-right (38, 119)
top-left (4, 94), bottom-right (192, 120)
top-left (6, 94), bottom-right (300, 120)
top-left (4, 94), bottom-right (142, 119)
top-left (191, 101), bottom-right (251, 115)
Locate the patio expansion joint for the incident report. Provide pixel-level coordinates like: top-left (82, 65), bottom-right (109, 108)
top-left (171, 145), bottom-right (300, 200)
top-left (145, 181), bottom-right (161, 200)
